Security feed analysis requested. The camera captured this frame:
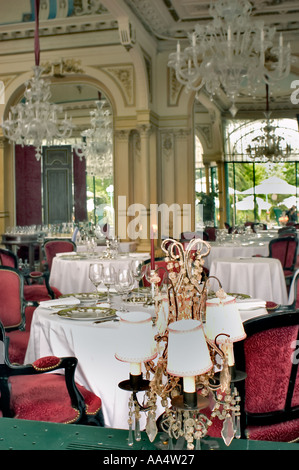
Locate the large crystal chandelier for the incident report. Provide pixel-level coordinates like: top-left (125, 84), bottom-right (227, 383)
top-left (246, 85), bottom-right (292, 162)
top-left (168, 0), bottom-right (291, 116)
top-left (74, 99), bottom-right (113, 178)
top-left (1, 0), bottom-right (74, 161)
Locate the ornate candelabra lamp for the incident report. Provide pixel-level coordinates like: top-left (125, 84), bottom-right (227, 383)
top-left (116, 238), bottom-right (246, 449)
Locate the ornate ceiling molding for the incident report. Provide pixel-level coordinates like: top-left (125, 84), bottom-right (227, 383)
top-left (101, 65), bottom-right (135, 106)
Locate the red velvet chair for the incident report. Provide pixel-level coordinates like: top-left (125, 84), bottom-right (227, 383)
top-left (42, 238), bottom-right (76, 272)
top-left (180, 231), bottom-right (209, 244)
top-left (0, 320), bottom-right (103, 426)
top-left (204, 227), bottom-right (217, 241)
top-left (288, 269), bottom-right (299, 310)
top-left (0, 266), bottom-right (36, 363)
top-left (142, 257), bottom-right (173, 287)
top-left (234, 311), bottom-right (299, 442)
top-left (268, 236), bottom-right (298, 286)
top-left (0, 247), bottom-right (62, 303)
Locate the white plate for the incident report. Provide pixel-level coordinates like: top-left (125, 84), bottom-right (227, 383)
top-left (61, 292), bottom-right (106, 303)
top-left (56, 306), bottom-right (117, 321)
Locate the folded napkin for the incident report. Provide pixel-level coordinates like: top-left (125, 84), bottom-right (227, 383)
top-left (39, 296), bottom-right (81, 309)
top-left (236, 298), bottom-right (266, 310)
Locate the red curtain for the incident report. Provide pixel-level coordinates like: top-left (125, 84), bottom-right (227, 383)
top-left (15, 145), bottom-right (42, 226)
top-left (15, 145), bottom-right (87, 225)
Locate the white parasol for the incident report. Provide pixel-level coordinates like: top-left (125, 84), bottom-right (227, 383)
top-left (233, 195), bottom-right (271, 211)
top-left (241, 176), bottom-right (297, 195)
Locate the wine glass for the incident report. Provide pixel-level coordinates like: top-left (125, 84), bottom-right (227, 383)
top-left (130, 260), bottom-right (144, 297)
top-left (89, 263), bottom-right (104, 303)
top-left (144, 263), bottom-right (157, 304)
top-left (102, 265), bottom-right (116, 304)
top-left (115, 268), bottom-right (134, 311)
top-left (86, 236), bottom-right (97, 255)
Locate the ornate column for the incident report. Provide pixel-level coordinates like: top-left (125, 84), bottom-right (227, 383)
top-left (174, 129), bottom-right (193, 236)
top-left (0, 134), bottom-right (9, 236)
top-left (114, 129), bottom-right (131, 241)
top-left (134, 124), bottom-right (152, 252)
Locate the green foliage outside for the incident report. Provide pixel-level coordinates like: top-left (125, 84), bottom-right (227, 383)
top-left (86, 174), bottom-right (114, 225)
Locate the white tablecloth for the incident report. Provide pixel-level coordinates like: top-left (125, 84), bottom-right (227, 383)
top-left (208, 257), bottom-right (288, 304)
top-left (77, 242), bottom-right (138, 254)
top-left (49, 253), bottom-right (149, 295)
top-left (24, 297), bottom-right (156, 430)
top-left (204, 241), bottom-right (269, 270)
top-left (24, 295), bottom-right (268, 430)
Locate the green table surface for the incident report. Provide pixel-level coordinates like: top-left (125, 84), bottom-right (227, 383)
top-left (0, 418), bottom-right (297, 451)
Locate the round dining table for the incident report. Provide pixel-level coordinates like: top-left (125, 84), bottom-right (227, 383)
top-left (24, 295), bottom-right (157, 430)
top-left (204, 239), bottom-right (270, 270)
top-left (24, 291), bottom-right (269, 431)
top-left (208, 256), bottom-right (288, 304)
top-left (49, 252), bottom-right (149, 295)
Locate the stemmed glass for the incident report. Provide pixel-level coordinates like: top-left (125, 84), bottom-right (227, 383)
top-left (89, 263), bottom-right (104, 304)
top-left (102, 265), bottom-right (116, 304)
top-left (144, 263), bottom-right (157, 304)
top-left (130, 260), bottom-right (145, 297)
top-left (115, 268), bottom-right (134, 311)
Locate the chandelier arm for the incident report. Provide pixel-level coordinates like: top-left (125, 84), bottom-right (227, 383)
top-left (34, 0), bottom-right (40, 67)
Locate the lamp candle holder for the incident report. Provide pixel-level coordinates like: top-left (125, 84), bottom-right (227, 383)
top-left (118, 372), bottom-right (150, 394)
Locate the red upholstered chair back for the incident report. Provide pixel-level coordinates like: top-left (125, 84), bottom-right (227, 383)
top-left (43, 239), bottom-right (76, 271)
top-left (142, 258), bottom-right (181, 287)
top-left (180, 231), bottom-right (209, 242)
top-left (288, 270), bottom-right (299, 310)
top-left (0, 267), bottom-right (25, 330)
top-left (0, 248), bottom-right (18, 269)
top-left (234, 311), bottom-right (299, 438)
top-left (269, 237), bottom-right (298, 273)
top-left (204, 227), bottom-right (217, 241)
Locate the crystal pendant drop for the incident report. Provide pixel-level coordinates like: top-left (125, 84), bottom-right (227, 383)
top-left (221, 415), bottom-right (235, 446)
top-left (128, 423), bottom-right (134, 446)
top-left (135, 416), bottom-right (141, 441)
top-left (146, 412), bottom-right (158, 442)
top-left (234, 415), bottom-right (241, 439)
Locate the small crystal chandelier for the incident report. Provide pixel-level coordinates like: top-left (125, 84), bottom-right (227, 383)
top-left (116, 238), bottom-right (247, 450)
top-left (246, 85), bottom-right (292, 162)
top-left (74, 99), bottom-right (113, 178)
top-left (1, 0), bottom-right (74, 161)
top-left (168, 0), bottom-right (291, 116)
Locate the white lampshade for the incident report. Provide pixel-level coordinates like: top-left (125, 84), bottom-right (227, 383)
top-left (167, 319), bottom-right (213, 379)
top-left (115, 311), bottom-right (157, 366)
top-left (205, 296), bottom-right (246, 343)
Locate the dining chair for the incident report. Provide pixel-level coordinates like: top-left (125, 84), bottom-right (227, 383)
top-left (142, 257), bottom-right (174, 287)
top-left (287, 269), bottom-right (299, 310)
top-left (0, 266), bottom-right (36, 364)
top-left (234, 311), bottom-right (299, 442)
top-left (204, 227), bottom-right (217, 241)
top-left (180, 231), bottom-right (209, 243)
top-left (42, 238), bottom-right (76, 272)
top-left (0, 247), bottom-right (61, 304)
top-left (0, 320), bottom-right (104, 426)
top-left (278, 226), bottom-right (297, 238)
top-left (268, 236), bottom-right (298, 286)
